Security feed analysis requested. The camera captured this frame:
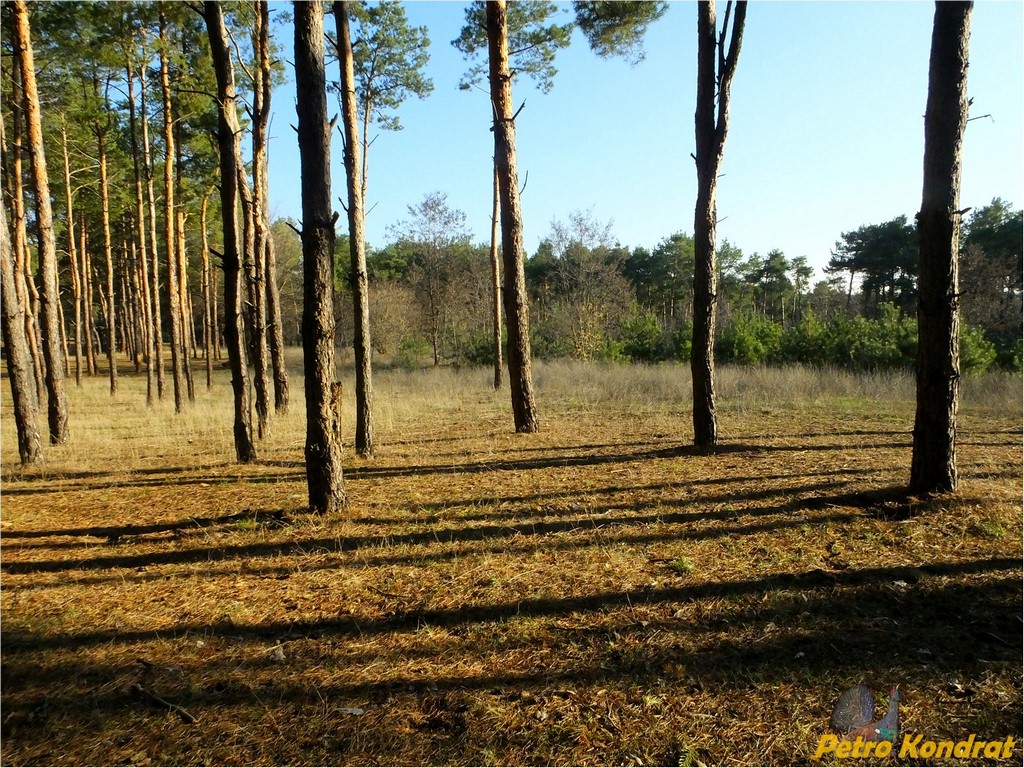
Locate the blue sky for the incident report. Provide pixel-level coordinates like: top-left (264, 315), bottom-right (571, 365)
top-left (266, 1), bottom-right (1023, 281)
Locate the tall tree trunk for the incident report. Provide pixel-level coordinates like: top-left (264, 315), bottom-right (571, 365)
top-left (2, 200), bottom-right (42, 464)
top-left (4, 53), bottom-right (44, 404)
top-left (204, 0), bottom-right (256, 463)
top-left (265, 212), bottom-right (288, 410)
top-left (334, 0), bottom-right (374, 458)
top-left (159, 8), bottom-right (185, 413)
top-left (489, 163), bottom-right (503, 390)
top-left (486, 0), bottom-right (539, 433)
top-left (691, 0), bottom-right (746, 449)
top-left (140, 65), bottom-right (165, 400)
top-left (12, 0), bottom-right (69, 444)
top-left (247, 0), bottom-right (272, 440)
top-left (295, 0), bottom-right (347, 512)
top-left (58, 116), bottom-right (84, 388)
top-left (96, 123), bottom-right (118, 394)
top-left (176, 208), bottom-right (195, 401)
top-left (911, 1), bottom-right (972, 494)
top-left (200, 188), bottom-right (214, 389)
top-left (126, 61), bottom-right (155, 406)
top-left (81, 223), bottom-right (98, 376)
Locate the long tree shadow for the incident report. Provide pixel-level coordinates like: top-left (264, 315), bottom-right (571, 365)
top-left (1, 480), bottom-right (866, 575)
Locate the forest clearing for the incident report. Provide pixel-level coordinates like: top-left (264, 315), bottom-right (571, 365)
top-left (2, 358), bottom-right (1021, 766)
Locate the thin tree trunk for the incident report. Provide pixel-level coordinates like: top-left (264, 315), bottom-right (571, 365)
top-left (96, 122), bottom-right (118, 394)
top-left (200, 188), bottom-right (214, 389)
top-left (176, 209), bottom-right (195, 401)
top-left (126, 60), bottom-right (155, 406)
top-left (204, 0), bottom-right (256, 462)
top-left (12, 0), bottom-right (69, 444)
top-left (257, 0), bottom-right (289, 415)
top-left (160, 8), bottom-right (185, 413)
top-left (248, 0), bottom-right (272, 439)
top-left (691, 0), bottom-right (746, 449)
top-left (489, 163), bottom-right (503, 390)
top-left (2, 200), bottom-right (43, 464)
top-left (4, 53), bottom-right (44, 404)
top-left (486, 0), bottom-right (539, 433)
top-left (334, 0), bottom-right (374, 457)
top-left (140, 60), bottom-right (165, 399)
top-left (295, 0), bottom-right (347, 512)
top-left (911, 1), bottom-right (972, 494)
top-left (58, 115), bottom-right (84, 387)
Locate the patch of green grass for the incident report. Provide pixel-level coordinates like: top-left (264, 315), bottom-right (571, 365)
top-left (668, 556), bottom-right (695, 575)
top-left (971, 519), bottom-right (1008, 539)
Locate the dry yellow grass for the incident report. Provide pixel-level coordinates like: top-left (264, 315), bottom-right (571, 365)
top-left (1, 356), bottom-right (1021, 766)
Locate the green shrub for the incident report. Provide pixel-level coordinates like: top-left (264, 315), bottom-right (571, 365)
top-left (393, 335), bottom-right (431, 370)
top-left (960, 325), bottom-right (998, 374)
top-left (621, 310), bottom-right (664, 362)
top-left (717, 315), bottom-right (782, 365)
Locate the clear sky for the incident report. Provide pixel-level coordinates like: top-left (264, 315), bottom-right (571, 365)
top-left (266, 1), bottom-right (1023, 281)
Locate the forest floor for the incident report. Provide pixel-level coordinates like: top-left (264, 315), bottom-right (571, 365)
top-left (1, 357), bottom-right (1021, 767)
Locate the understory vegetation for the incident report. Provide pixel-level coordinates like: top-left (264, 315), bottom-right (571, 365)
top-left (2, 359), bottom-right (1021, 766)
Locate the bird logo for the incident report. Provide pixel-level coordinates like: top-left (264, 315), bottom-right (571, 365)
top-left (830, 684), bottom-right (901, 742)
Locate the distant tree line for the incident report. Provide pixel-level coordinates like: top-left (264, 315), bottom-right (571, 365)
top-left (267, 196), bottom-right (1020, 375)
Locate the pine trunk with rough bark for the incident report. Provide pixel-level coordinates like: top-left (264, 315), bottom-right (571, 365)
top-left (96, 124), bottom-right (118, 394)
top-left (201, 189), bottom-right (214, 389)
top-left (126, 62), bottom-right (156, 405)
top-left (334, 0), bottom-right (374, 458)
top-left (159, 9), bottom-right (185, 413)
top-left (175, 208), bottom-right (195, 401)
top-left (248, 0), bottom-right (273, 439)
top-left (691, 0), bottom-right (745, 449)
top-left (486, 0), bottom-right (539, 433)
top-left (911, 1), bottom-right (972, 494)
top-left (295, 0), bottom-right (347, 513)
top-left (255, 0), bottom-right (289, 415)
top-left (489, 164), bottom-right (503, 390)
top-left (12, 0), bottom-right (69, 444)
top-left (140, 65), bottom-right (165, 399)
top-left (2, 200), bottom-right (43, 464)
top-left (57, 116), bottom-right (84, 388)
top-left (204, 0), bottom-right (257, 463)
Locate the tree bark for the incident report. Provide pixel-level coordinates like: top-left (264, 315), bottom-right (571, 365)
top-left (3, 51), bottom-right (45, 404)
top-left (911, 1), bottom-right (972, 494)
top-left (334, 0), bottom-right (374, 458)
top-left (126, 61), bottom-right (156, 406)
top-left (2, 200), bottom-right (43, 464)
top-left (12, 0), bottom-right (70, 444)
top-left (96, 119), bottom-right (119, 394)
top-left (140, 63), bottom-right (165, 399)
top-left (256, 0), bottom-right (289, 415)
top-left (489, 163), bottom-right (503, 390)
top-left (691, 0), bottom-right (746, 449)
top-left (486, 0), bottom-right (539, 433)
top-left (295, 0), bottom-right (347, 512)
top-left (200, 188), bottom-right (214, 389)
top-left (248, 0), bottom-right (273, 439)
top-left (175, 208), bottom-right (195, 401)
top-left (204, 0), bottom-right (256, 463)
top-left (159, 8), bottom-right (186, 413)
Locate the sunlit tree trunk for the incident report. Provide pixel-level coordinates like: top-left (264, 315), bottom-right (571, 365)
top-left (159, 8), bottom-right (185, 413)
top-left (255, 2), bottom-right (288, 414)
top-left (204, 0), bottom-right (256, 462)
top-left (489, 164), bottom-right (503, 390)
top-left (691, 0), bottom-right (746, 449)
top-left (2, 200), bottom-right (42, 464)
top-left (486, 0), bottom-right (539, 433)
top-left (96, 114), bottom-right (119, 394)
top-left (12, 0), bottom-right (69, 444)
top-left (201, 188), bottom-right (214, 389)
top-left (334, 0), bottom-right (374, 457)
top-left (4, 52), bottom-right (45, 403)
top-left (911, 1), bottom-right (972, 494)
top-left (126, 60), bottom-right (155, 405)
top-left (296, 0), bottom-right (347, 512)
top-left (140, 64), bottom-right (165, 400)
top-left (176, 208), bottom-right (195, 401)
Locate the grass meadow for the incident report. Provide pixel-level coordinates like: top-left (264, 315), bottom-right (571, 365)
top-left (1, 353), bottom-right (1021, 766)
